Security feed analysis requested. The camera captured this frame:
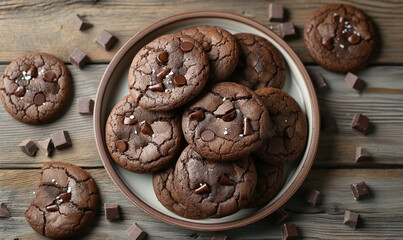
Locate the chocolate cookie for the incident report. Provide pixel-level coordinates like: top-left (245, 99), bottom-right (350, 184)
top-left (247, 159), bottom-right (283, 208)
top-left (254, 87), bottom-right (307, 165)
top-left (153, 166), bottom-right (207, 219)
top-left (0, 52), bottom-right (71, 124)
top-left (128, 33), bottom-right (210, 111)
top-left (105, 95), bottom-right (183, 173)
top-left (182, 82), bottom-right (269, 161)
top-left (231, 33), bottom-right (286, 90)
top-left (304, 4), bottom-right (376, 73)
top-left (177, 25), bottom-right (239, 82)
top-left (24, 162), bottom-right (98, 239)
top-left (174, 146), bottom-right (257, 218)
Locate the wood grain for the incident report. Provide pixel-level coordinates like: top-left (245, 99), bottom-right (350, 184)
top-left (0, 0), bottom-right (401, 64)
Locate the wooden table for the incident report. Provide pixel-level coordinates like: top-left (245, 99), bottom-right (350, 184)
top-left (1, 1), bottom-right (402, 239)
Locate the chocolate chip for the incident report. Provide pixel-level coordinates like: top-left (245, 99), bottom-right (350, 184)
top-left (271, 208), bottom-right (288, 224)
top-left (77, 98), bottom-right (94, 115)
top-left (201, 129), bottom-right (215, 142)
top-left (126, 223), bottom-right (147, 240)
top-left (42, 70), bottom-right (56, 82)
top-left (36, 138), bottom-right (54, 157)
top-left (243, 117), bottom-right (252, 136)
top-left (180, 41), bottom-right (193, 52)
top-left (19, 139), bottom-right (38, 157)
top-left (95, 30), bottom-right (118, 51)
top-left (140, 122), bottom-right (153, 136)
top-left (321, 114), bottom-right (337, 132)
top-left (58, 192), bottom-right (71, 203)
top-left (33, 92), bottom-right (45, 106)
top-left (267, 106), bottom-right (279, 115)
top-left (284, 126), bottom-right (294, 139)
top-left (116, 140), bottom-right (128, 152)
top-left (348, 33), bottom-right (361, 45)
top-left (173, 75), bottom-right (186, 87)
top-left (355, 147), bottom-right (370, 162)
top-left (303, 189), bottom-right (320, 207)
top-left (279, 22), bottom-right (296, 39)
top-left (344, 210), bottom-right (359, 229)
top-left (0, 202), bottom-right (11, 218)
top-left (322, 38), bottom-right (334, 50)
top-left (268, 3), bottom-right (284, 22)
top-left (219, 175), bottom-right (235, 186)
top-left (105, 203), bottom-right (120, 220)
top-left (345, 72), bottom-right (365, 90)
top-left (201, 41), bottom-right (212, 52)
top-left (351, 113), bottom-right (370, 135)
top-left (69, 48), bottom-right (90, 68)
top-left (51, 130), bottom-right (72, 150)
top-left (195, 183), bottom-right (210, 194)
top-left (149, 82), bottom-right (164, 92)
top-left (14, 86), bottom-right (26, 97)
top-left (212, 233), bottom-right (227, 240)
top-left (27, 66), bottom-right (38, 78)
top-left (281, 223), bottom-right (299, 240)
top-left (222, 110), bottom-right (236, 122)
top-left (72, 14), bottom-right (92, 31)
top-left (124, 115), bottom-right (137, 125)
top-left (311, 72), bottom-right (328, 90)
top-left (189, 110), bottom-right (204, 121)
top-left (46, 204), bottom-right (59, 212)
top-left (350, 181), bottom-right (370, 200)
top-left (157, 68), bottom-right (171, 80)
top-left (157, 51), bottom-right (169, 64)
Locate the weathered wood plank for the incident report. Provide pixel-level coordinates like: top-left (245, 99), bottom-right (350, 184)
top-left (1, 168), bottom-right (403, 239)
top-left (0, 0), bottom-right (401, 64)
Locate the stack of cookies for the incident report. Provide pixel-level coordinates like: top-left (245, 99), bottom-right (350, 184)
top-left (105, 25), bottom-right (308, 219)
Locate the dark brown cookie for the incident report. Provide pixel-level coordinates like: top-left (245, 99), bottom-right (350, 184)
top-left (182, 82), bottom-right (269, 161)
top-left (177, 25), bottom-right (239, 82)
top-left (128, 33), bottom-right (209, 111)
top-left (24, 162), bottom-right (98, 239)
top-left (0, 52), bottom-right (71, 124)
top-left (174, 146), bottom-right (257, 218)
top-left (105, 95), bottom-right (183, 173)
top-left (254, 87), bottom-right (308, 165)
top-left (153, 166), bottom-right (207, 219)
top-left (304, 4), bottom-right (376, 73)
top-left (231, 33), bottom-right (286, 90)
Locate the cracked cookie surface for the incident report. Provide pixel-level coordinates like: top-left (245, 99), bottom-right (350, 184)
top-left (128, 33), bottom-right (209, 111)
top-left (254, 87), bottom-right (307, 165)
top-left (304, 4), bottom-right (376, 73)
top-left (174, 146), bottom-right (257, 218)
top-left (0, 52), bottom-right (71, 124)
top-left (178, 25), bottom-right (239, 82)
top-left (182, 82), bottom-right (269, 161)
top-left (24, 162), bottom-right (98, 239)
top-left (231, 33), bottom-right (286, 90)
top-left (105, 95), bottom-right (183, 173)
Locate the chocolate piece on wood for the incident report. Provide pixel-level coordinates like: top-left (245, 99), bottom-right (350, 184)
top-left (212, 233), bottom-right (227, 240)
top-left (95, 30), bottom-right (118, 51)
top-left (311, 72), bottom-right (328, 90)
top-left (72, 14), bottom-right (92, 31)
top-left (321, 114), bottom-right (337, 132)
top-left (272, 208), bottom-right (289, 224)
top-left (303, 189), bottom-right (320, 207)
top-left (345, 72), bottom-right (366, 90)
top-left (77, 98), bottom-right (94, 115)
top-left (350, 181), bottom-right (370, 200)
top-left (351, 113), bottom-right (370, 135)
top-left (344, 210), bottom-right (359, 229)
top-left (69, 48), bottom-right (89, 68)
top-left (104, 203), bottom-right (120, 220)
top-left (279, 22), bottom-right (296, 38)
top-left (268, 3), bottom-right (284, 22)
top-left (281, 223), bottom-right (299, 240)
top-left (355, 147), bottom-right (371, 162)
top-left (51, 131), bottom-right (72, 150)
top-left (36, 138), bottom-right (54, 157)
top-left (0, 202), bottom-right (11, 218)
top-left (126, 223), bottom-right (147, 240)
top-left (19, 139), bottom-right (38, 157)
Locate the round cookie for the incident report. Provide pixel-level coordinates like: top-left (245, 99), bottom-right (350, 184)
top-left (253, 87), bottom-right (307, 165)
top-left (177, 25), bottom-right (239, 82)
top-left (105, 95), bottom-right (183, 173)
top-left (231, 33), bottom-right (286, 90)
top-left (304, 4), bottom-right (376, 73)
top-left (182, 82), bottom-right (270, 161)
top-left (24, 162), bottom-right (98, 239)
top-left (153, 166), bottom-right (207, 219)
top-left (247, 159), bottom-right (283, 208)
top-left (0, 52), bottom-right (71, 124)
top-left (128, 33), bottom-right (210, 111)
top-left (174, 146), bottom-right (257, 218)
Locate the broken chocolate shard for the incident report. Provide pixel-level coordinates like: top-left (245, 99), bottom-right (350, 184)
top-left (126, 223), bottom-right (147, 240)
top-left (77, 98), bottom-right (94, 115)
top-left (140, 122), bottom-right (153, 136)
top-left (157, 68), bottom-right (171, 80)
top-left (355, 147), bottom-right (371, 162)
top-left (36, 138), bottom-right (54, 157)
top-left (351, 113), bottom-right (370, 135)
top-left (268, 3), bottom-right (284, 22)
top-left (19, 139), bottom-right (38, 157)
top-left (69, 48), bottom-right (90, 68)
top-left (195, 183), bottom-right (210, 194)
top-left (279, 22), bottom-right (296, 38)
top-left (105, 203), bottom-right (120, 220)
top-left (219, 175), bottom-right (235, 186)
top-left (72, 14), bottom-right (92, 31)
top-left (51, 130), bottom-right (72, 150)
top-left (0, 202), bottom-right (11, 218)
top-left (149, 82), bottom-right (164, 92)
top-left (281, 223), bottom-right (299, 240)
top-left (350, 181), bottom-right (370, 200)
top-left (95, 30), bottom-right (118, 51)
top-left (243, 117), bottom-right (252, 135)
top-left (222, 110), bottom-right (236, 122)
top-left (311, 72), bottom-right (328, 90)
top-left (189, 110), bottom-right (204, 121)
top-left (46, 204), bottom-right (59, 212)
top-left (344, 210), bottom-right (359, 229)
top-left (303, 189), bottom-right (320, 207)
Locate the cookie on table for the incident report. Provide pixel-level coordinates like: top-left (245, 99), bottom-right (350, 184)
top-left (231, 33), bottom-right (286, 90)
top-left (174, 146), bottom-right (257, 218)
top-left (0, 52), bottom-right (71, 124)
top-left (105, 95), bottom-right (183, 173)
top-left (304, 4), bottom-right (376, 73)
top-left (177, 25), bottom-right (239, 82)
top-left (254, 87), bottom-right (308, 165)
top-left (24, 162), bottom-right (98, 239)
top-left (128, 33), bottom-right (210, 111)
top-left (182, 82), bottom-right (270, 161)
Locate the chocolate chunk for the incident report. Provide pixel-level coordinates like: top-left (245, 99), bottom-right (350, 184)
top-left (116, 140), bottom-right (127, 152)
top-left (58, 192), bottom-right (71, 203)
top-left (219, 175), bottom-right (235, 186)
top-left (284, 126), bottom-right (294, 139)
top-left (157, 51), bottom-right (169, 64)
top-left (173, 75), bottom-right (186, 87)
top-left (212, 233), bottom-right (227, 240)
top-left (140, 122), bottom-right (153, 136)
top-left (321, 114), bottom-right (337, 132)
top-left (105, 203), bottom-right (120, 220)
top-left (279, 22), bottom-right (296, 38)
top-left (243, 117), bottom-right (252, 135)
top-left (355, 147), bottom-right (370, 162)
top-left (180, 41), bottom-right (193, 52)
top-left (281, 223), bottom-right (299, 240)
top-left (69, 48), bottom-right (90, 68)
top-left (14, 86), bottom-right (26, 97)
top-left (42, 70), bottom-right (57, 82)
top-left (36, 138), bottom-right (54, 157)
top-left (33, 92), bottom-right (45, 106)
top-left (222, 110), bottom-right (236, 122)
top-left (95, 30), bottom-right (118, 51)
top-left (348, 34), bottom-right (361, 45)
top-left (27, 66), bottom-right (38, 78)
top-left (157, 68), bottom-right (171, 80)
top-left (149, 82), bottom-right (164, 92)
top-left (351, 113), bottom-right (370, 135)
top-left (72, 14), bottom-right (92, 31)
top-left (271, 208), bottom-right (288, 224)
top-left (202, 41), bottom-right (212, 52)
top-left (303, 189), bottom-right (320, 207)
top-left (189, 110), bottom-right (204, 121)
top-left (46, 204), bottom-right (59, 212)
top-left (51, 130), bottom-right (72, 150)
top-left (19, 139), bottom-right (38, 157)
top-left (124, 115), bottom-right (137, 125)
top-left (351, 181), bottom-right (370, 200)
top-left (0, 202), bottom-right (11, 218)
top-left (344, 210), bottom-right (359, 229)
top-left (201, 129), bottom-right (215, 142)
top-left (195, 183), bottom-right (211, 194)
top-left (345, 72), bottom-right (366, 91)
top-left (126, 223), bottom-right (147, 240)
top-left (332, 14), bottom-right (344, 24)
top-left (268, 3), bottom-right (284, 22)
top-left (322, 38), bottom-right (334, 50)
top-left (311, 72), bottom-right (328, 90)
top-left (267, 106), bottom-right (279, 115)
top-left (77, 98), bottom-right (94, 115)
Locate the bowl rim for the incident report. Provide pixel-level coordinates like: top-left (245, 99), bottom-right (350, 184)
top-left (94, 10), bottom-right (320, 231)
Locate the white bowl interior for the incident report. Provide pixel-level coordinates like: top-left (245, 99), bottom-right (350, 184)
top-left (101, 17), bottom-right (313, 223)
